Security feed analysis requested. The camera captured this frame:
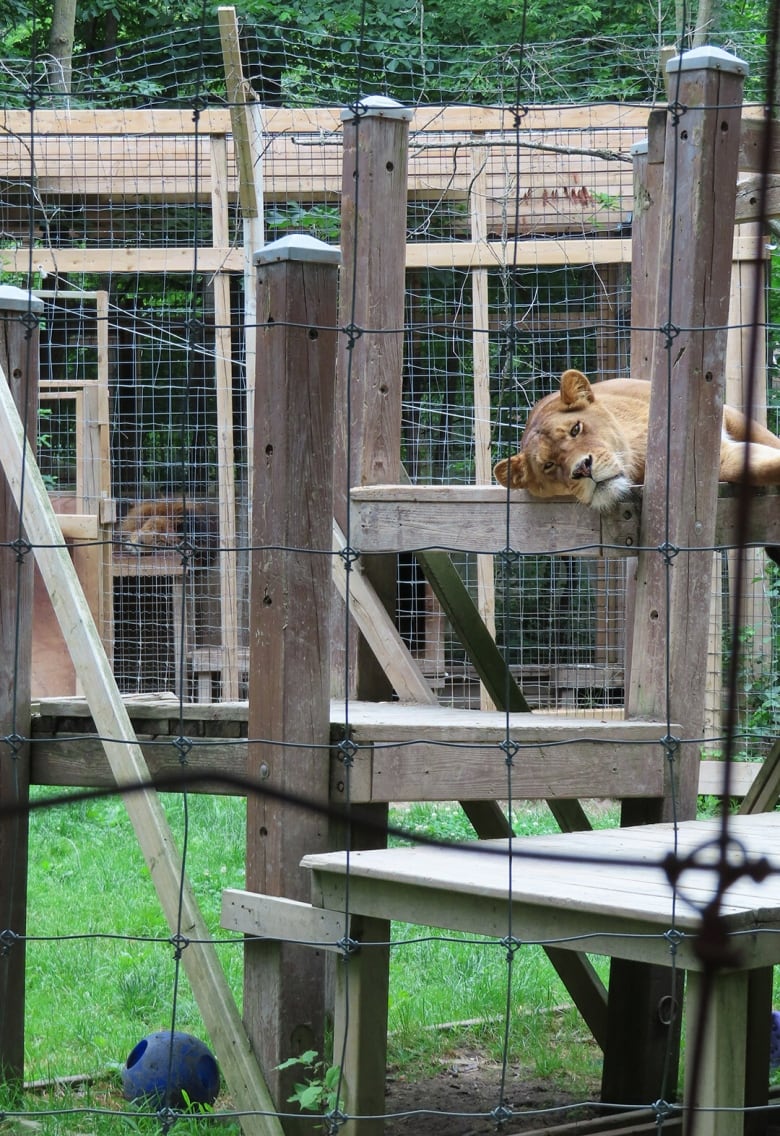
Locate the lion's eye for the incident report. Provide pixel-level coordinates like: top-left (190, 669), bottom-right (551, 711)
top-left (570, 421), bottom-right (582, 438)
top-left (542, 461), bottom-right (556, 474)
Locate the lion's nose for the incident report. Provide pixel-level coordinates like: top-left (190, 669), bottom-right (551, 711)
top-left (571, 455), bottom-right (593, 480)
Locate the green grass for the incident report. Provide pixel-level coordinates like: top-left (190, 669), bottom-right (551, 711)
top-left (9, 791), bottom-right (764, 1128)
top-left (23, 788), bottom-right (246, 1082)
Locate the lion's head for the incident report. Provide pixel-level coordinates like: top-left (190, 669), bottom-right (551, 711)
top-left (493, 369), bottom-right (646, 513)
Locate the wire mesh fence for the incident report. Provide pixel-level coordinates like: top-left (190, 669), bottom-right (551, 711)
top-left (0, 9), bottom-right (779, 1136)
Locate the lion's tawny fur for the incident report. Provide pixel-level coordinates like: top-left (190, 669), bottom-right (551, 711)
top-left (119, 498), bottom-right (219, 561)
top-left (494, 369), bottom-right (780, 514)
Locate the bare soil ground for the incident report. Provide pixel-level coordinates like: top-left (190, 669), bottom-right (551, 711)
top-left (384, 1050), bottom-right (601, 1135)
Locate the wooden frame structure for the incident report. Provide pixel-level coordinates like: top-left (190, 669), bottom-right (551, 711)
top-left (225, 46), bottom-right (780, 1134)
top-left (0, 37), bottom-right (779, 1136)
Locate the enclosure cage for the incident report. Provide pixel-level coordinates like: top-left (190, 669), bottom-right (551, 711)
top-left (0, 26), bottom-right (775, 761)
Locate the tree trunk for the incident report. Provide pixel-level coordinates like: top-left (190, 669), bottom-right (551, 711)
top-left (46, 0), bottom-right (77, 95)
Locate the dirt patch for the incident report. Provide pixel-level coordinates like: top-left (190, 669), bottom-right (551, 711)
top-left (384, 1053), bottom-right (600, 1135)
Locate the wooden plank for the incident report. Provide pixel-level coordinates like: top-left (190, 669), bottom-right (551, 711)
top-left (734, 174), bottom-right (780, 222)
top-left (0, 362), bottom-right (283, 1136)
top-left (363, 739), bottom-right (665, 801)
top-left (470, 149), bottom-right (497, 711)
top-left (701, 760), bottom-right (760, 798)
top-left (351, 484), bottom-right (638, 554)
top-left (221, 890), bottom-right (345, 948)
top-left (350, 482), bottom-right (780, 553)
top-left (0, 103), bottom-right (654, 139)
top-left (210, 136), bottom-right (241, 702)
top-left (29, 735), bottom-right (250, 793)
top-left (217, 4), bottom-right (264, 486)
top-left (0, 236), bottom-right (763, 280)
top-left (303, 815), bottom-right (780, 930)
top-left (29, 736), bottom-right (755, 800)
top-left (52, 513), bottom-right (98, 539)
top-left (218, 6), bottom-right (261, 218)
top-left (0, 248), bottom-right (245, 274)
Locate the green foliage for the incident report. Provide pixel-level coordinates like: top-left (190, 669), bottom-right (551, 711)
top-left (277, 1050), bottom-right (343, 1116)
top-left (0, 0), bottom-right (772, 106)
top-left (265, 201), bottom-right (341, 242)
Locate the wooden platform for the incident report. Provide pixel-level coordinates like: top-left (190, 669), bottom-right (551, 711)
top-left (224, 813), bottom-right (780, 1136)
top-left (29, 696), bottom-right (672, 804)
top-left (348, 483), bottom-right (780, 555)
top-left (28, 693), bottom-right (758, 801)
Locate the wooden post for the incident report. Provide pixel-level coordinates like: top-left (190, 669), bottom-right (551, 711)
top-left (627, 46), bottom-right (747, 817)
top-left (332, 95), bottom-right (412, 700)
top-left (210, 134), bottom-right (241, 700)
top-left (606, 46), bottom-right (747, 1110)
top-left (629, 113), bottom-right (666, 381)
top-left (218, 5), bottom-right (265, 494)
top-left (246, 235), bottom-right (340, 1122)
top-left (0, 286), bottom-right (42, 1085)
top-left (470, 145), bottom-right (498, 711)
top-left (724, 236), bottom-right (772, 707)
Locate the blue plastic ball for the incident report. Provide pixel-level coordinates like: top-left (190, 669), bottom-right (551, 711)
top-left (771, 1011), bottom-right (780, 1070)
top-left (122, 1030), bottom-right (220, 1108)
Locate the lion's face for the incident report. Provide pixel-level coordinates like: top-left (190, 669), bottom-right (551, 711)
top-left (494, 369), bottom-right (642, 513)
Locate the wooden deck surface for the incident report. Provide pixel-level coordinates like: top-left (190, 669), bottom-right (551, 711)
top-left (30, 696), bottom-right (671, 802)
top-left (348, 483), bottom-right (780, 555)
top-left (302, 813), bottom-right (780, 970)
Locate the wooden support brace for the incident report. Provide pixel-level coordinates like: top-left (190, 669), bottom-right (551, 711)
top-left (0, 361), bottom-right (283, 1136)
top-left (222, 890), bottom-right (346, 950)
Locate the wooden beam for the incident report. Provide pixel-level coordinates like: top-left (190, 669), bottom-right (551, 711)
top-left (349, 483), bottom-right (780, 555)
top-left (0, 234), bottom-right (763, 279)
top-left (350, 483), bottom-right (640, 555)
top-left (0, 361), bottom-right (283, 1136)
top-left (0, 103), bottom-right (654, 138)
top-left (470, 148), bottom-right (497, 710)
top-left (221, 891), bottom-right (345, 948)
top-left (332, 520), bottom-right (437, 704)
top-left (210, 136), bottom-right (241, 701)
top-left (247, 237), bottom-right (340, 1117)
top-left (0, 289), bottom-right (40, 1084)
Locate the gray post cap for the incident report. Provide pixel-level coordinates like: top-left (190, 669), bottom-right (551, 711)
top-left (254, 234), bottom-right (341, 267)
top-left (340, 94), bottom-right (414, 122)
top-left (666, 45), bottom-right (748, 77)
top-left (630, 140), bottom-right (648, 155)
top-left (0, 285), bottom-right (44, 314)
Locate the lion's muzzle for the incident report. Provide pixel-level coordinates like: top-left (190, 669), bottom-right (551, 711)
top-left (571, 455), bottom-right (593, 480)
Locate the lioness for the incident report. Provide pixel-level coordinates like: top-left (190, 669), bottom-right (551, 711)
top-left (119, 498), bottom-right (219, 563)
top-left (494, 368), bottom-right (780, 516)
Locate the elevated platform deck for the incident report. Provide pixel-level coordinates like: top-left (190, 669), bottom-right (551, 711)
top-left (29, 695), bottom-right (677, 803)
top-left (349, 483), bottom-right (780, 555)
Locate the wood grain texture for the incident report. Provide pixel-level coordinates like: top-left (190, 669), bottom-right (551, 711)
top-left (628, 59), bottom-right (747, 820)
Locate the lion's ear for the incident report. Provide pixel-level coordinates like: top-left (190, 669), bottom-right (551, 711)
top-left (494, 453), bottom-right (528, 489)
top-left (560, 369), bottom-right (595, 409)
